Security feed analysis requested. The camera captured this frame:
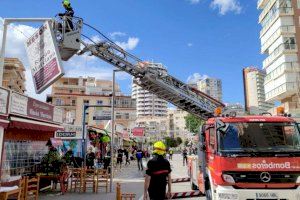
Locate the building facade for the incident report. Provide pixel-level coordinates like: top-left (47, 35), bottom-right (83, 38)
top-left (2, 58), bottom-right (26, 94)
top-left (132, 62), bottom-right (168, 118)
top-left (197, 77), bottom-right (222, 101)
top-left (47, 77), bottom-right (136, 131)
top-left (258, 0), bottom-right (300, 115)
top-left (167, 108), bottom-right (191, 140)
top-left (243, 67), bottom-right (274, 114)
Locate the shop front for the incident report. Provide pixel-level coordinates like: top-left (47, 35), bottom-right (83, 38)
top-left (1, 91), bottom-right (63, 183)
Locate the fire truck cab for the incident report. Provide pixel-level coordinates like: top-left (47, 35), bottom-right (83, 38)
top-left (189, 110), bottom-right (300, 200)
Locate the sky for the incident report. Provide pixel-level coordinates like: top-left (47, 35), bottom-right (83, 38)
top-left (0, 0), bottom-right (264, 105)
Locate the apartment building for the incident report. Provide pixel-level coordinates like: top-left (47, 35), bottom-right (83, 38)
top-left (243, 67), bottom-right (274, 114)
top-left (197, 77), bottom-right (222, 101)
top-left (132, 62), bottom-right (168, 118)
top-left (167, 108), bottom-right (191, 140)
top-left (2, 58), bottom-right (26, 94)
top-left (258, 0), bottom-right (300, 114)
top-left (47, 77), bottom-right (136, 130)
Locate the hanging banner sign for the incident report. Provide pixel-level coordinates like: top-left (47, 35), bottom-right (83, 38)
top-left (132, 127), bottom-right (144, 137)
top-left (25, 20), bottom-right (64, 94)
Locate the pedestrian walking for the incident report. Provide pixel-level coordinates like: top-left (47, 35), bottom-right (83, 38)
top-left (144, 141), bottom-right (172, 200)
top-left (169, 149), bottom-right (173, 160)
top-left (117, 148), bottom-right (123, 169)
top-left (182, 148), bottom-right (188, 166)
top-left (124, 148), bottom-right (130, 165)
top-left (136, 149), bottom-right (144, 170)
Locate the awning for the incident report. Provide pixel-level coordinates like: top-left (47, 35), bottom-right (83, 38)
top-left (88, 127), bottom-right (109, 135)
top-left (0, 119), bottom-right (9, 129)
top-left (123, 138), bottom-right (132, 142)
top-left (9, 116), bottom-right (63, 132)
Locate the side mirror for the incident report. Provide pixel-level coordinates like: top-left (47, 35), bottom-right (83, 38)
top-left (216, 119), bottom-right (229, 133)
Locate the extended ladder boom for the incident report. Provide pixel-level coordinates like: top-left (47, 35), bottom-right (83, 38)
top-left (78, 41), bottom-right (224, 119)
top-left (54, 17), bottom-right (224, 119)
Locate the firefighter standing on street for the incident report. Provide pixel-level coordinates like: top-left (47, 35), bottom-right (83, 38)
top-left (144, 141), bottom-right (172, 200)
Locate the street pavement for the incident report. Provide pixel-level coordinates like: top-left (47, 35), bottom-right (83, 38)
top-left (40, 154), bottom-right (205, 200)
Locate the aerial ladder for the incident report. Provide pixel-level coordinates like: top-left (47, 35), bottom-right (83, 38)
top-left (52, 16), bottom-right (224, 119)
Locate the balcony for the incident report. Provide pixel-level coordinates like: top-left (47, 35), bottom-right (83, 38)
top-left (259, 0), bottom-right (276, 22)
top-left (260, 7), bottom-right (294, 38)
top-left (261, 25), bottom-right (295, 54)
top-left (265, 62), bottom-right (299, 84)
top-left (265, 82), bottom-right (297, 101)
top-left (258, 0), bottom-right (268, 9)
top-left (263, 43), bottom-right (297, 69)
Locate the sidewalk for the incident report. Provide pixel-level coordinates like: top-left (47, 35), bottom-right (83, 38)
top-left (40, 160), bottom-right (145, 200)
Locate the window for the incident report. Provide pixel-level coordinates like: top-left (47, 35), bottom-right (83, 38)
top-left (83, 100), bottom-right (89, 105)
top-left (72, 100), bottom-right (76, 106)
top-left (55, 98), bottom-right (63, 106)
top-left (298, 0), bottom-right (300, 9)
top-left (96, 100), bottom-right (103, 105)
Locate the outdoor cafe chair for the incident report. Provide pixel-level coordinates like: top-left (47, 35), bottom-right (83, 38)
top-left (70, 168), bottom-right (84, 193)
top-left (95, 169), bottom-right (109, 193)
top-left (25, 176), bottom-right (40, 200)
top-left (83, 168), bottom-right (97, 193)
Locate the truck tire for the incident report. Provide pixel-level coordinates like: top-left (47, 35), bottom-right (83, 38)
top-left (205, 188), bottom-right (212, 200)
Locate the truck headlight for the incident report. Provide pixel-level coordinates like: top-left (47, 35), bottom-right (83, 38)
top-left (296, 176), bottom-right (300, 183)
top-left (222, 174), bottom-right (235, 184)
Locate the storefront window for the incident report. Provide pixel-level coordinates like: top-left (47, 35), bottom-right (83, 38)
top-left (1, 141), bottom-right (48, 178)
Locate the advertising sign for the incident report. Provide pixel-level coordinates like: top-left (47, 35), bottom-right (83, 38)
top-left (10, 92), bottom-right (28, 116)
top-left (0, 87), bottom-right (9, 115)
top-left (10, 92), bottom-right (62, 124)
top-left (27, 98), bottom-right (54, 121)
top-left (56, 124), bottom-right (83, 139)
top-left (55, 132), bottom-right (76, 138)
top-left (25, 21), bottom-right (64, 94)
top-left (93, 110), bottom-right (111, 120)
top-left (132, 127), bottom-right (144, 137)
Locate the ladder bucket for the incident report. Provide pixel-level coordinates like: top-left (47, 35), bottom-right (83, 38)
top-left (53, 16), bottom-right (83, 61)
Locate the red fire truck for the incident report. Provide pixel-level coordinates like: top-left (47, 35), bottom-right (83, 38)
top-left (188, 108), bottom-right (300, 200)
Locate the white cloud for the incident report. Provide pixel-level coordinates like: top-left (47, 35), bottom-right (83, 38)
top-left (187, 73), bottom-right (209, 84)
top-left (187, 0), bottom-right (200, 4)
top-left (211, 0), bottom-right (242, 15)
top-left (110, 32), bottom-right (126, 39)
top-left (115, 37), bottom-right (139, 50)
top-left (187, 43), bottom-right (193, 47)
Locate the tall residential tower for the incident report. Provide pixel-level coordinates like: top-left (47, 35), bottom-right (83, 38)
top-left (243, 67), bottom-right (274, 114)
top-left (258, 0), bottom-right (300, 114)
top-left (132, 62), bottom-right (168, 118)
top-left (197, 77), bottom-right (222, 101)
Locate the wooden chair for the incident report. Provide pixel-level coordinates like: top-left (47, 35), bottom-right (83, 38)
top-left (0, 188), bottom-right (21, 200)
top-left (25, 176), bottom-right (40, 200)
top-left (95, 169), bottom-right (109, 193)
top-left (19, 177), bottom-right (27, 200)
top-left (70, 168), bottom-right (84, 192)
top-left (83, 168), bottom-right (97, 193)
top-left (116, 183), bottom-right (136, 200)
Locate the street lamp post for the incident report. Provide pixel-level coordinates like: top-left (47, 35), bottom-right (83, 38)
top-left (110, 69), bottom-right (122, 192)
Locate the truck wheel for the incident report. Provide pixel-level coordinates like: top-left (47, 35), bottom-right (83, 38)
top-left (206, 188), bottom-right (212, 200)
top-left (191, 182), bottom-right (198, 190)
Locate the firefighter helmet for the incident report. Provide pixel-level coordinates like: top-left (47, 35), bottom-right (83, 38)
top-left (153, 141), bottom-right (166, 155)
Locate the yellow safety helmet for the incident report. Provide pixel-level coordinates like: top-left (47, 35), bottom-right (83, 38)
top-left (62, 0), bottom-right (71, 7)
top-left (153, 141), bottom-right (166, 156)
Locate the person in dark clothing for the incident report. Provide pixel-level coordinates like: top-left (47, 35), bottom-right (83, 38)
top-left (144, 141), bottom-right (172, 200)
top-left (117, 149), bottom-right (123, 169)
top-left (124, 149), bottom-right (130, 165)
top-left (182, 148), bottom-right (188, 166)
top-left (58, 0), bottom-right (74, 31)
top-left (136, 149), bottom-right (143, 170)
top-left (86, 147), bottom-right (95, 169)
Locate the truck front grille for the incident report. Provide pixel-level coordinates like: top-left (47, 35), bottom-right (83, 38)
top-left (225, 171), bottom-right (300, 183)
